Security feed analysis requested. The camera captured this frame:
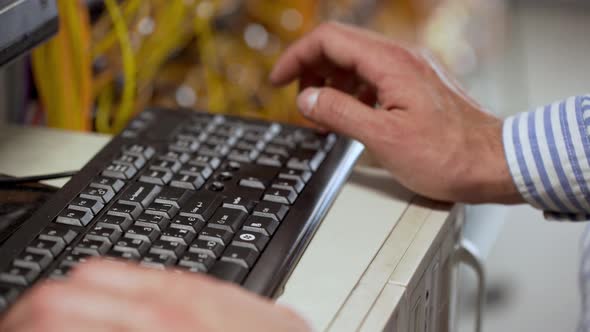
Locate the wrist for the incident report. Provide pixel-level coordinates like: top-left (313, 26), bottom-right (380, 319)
top-left (456, 119), bottom-right (524, 204)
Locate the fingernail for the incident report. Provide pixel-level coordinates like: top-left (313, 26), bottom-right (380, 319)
top-left (297, 88), bottom-right (319, 116)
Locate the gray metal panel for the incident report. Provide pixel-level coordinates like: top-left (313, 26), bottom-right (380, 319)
top-left (0, 0), bottom-right (58, 66)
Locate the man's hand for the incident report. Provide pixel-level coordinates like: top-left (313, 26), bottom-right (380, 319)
top-left (271, 22), bottom-right (522, 204)
top-left (0, 260), bottom-right (310, 332)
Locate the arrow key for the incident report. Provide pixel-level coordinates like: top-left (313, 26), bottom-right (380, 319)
top-left (221, 245), bottom-right (259, 268)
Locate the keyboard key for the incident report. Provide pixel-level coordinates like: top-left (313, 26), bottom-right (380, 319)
top-left (271, 178), bottom-right (304, 193)
top-left (141, 253), bottom-right (177, 269)
top-left (106, 249), bottom-right (141, 261)
top-left (228, 149), bottom-right (259, 163)
top-left (221, 245), bottom-right (259, 268)
top-left (270, 136), bottom-right (296, 149)
top-left (145, 202), bottom-right (179, 219)
top-left (300, 138), bottom-right (322, 151)
top-left (150, 158), bottom-right (182, 173)
top-left (177, 131), bottom-right (208, 144)
top-left (224, 161), bottom-right (241, 172)
top-left (39, 226), bottom-right (78, 244)
top-left (69, 197), bottom-right (104, 214)
top-left (209, 261), bottom-right (248, 284)
top-left (179, 164), bottom-right (213, 179)
top-left (95, 215), bottom-right (133, 232)
top-left (86, 224), bottom-right (122, 244)
top-left (108, 201), bottom-right (143, 220)
top-left (27, 238), bottom-right (65, 257)
top-left (222, 196), bottom-right (256, 214)
top-left (150, 240), bottom-right (187, 259)
top-left (160, 228), bottom-right (195, 245)
top-left (139, 168), bottom-right (173, 185)
top-left (170, 215), bottom-right (206, 233)
top-left (198, 143), bottom-right (230, 158)
top-left (242, 128), bottom-right (273, 142)
top-left (264, 144), bottom-right (290, 157)
top-left (0, 265), bottom-right (39, 286)
top-left (205, 134), bottom-right (233, 146)
top-left (323, 133), bottom-right (337, 150)
top-left (49, 262), bottom-right (72, 280)
top-left (61, 252), bottom-right (92, 267)
top-left (135, 213), bottom-right (170, 231)
top-left (188, 155), bottom-right (221, 169)
top-left (169, 138), bottom-right (199, 153)
top-left (214, 124), bottom-right (244, 138)
top-left (216, 171), bottom-right (233, 182)
top-left (80, 186), bottom-right (115, 204)
top-left (123, 144), bottom-right (155, 159)
top-left (233, 231), bottom-right (269, 252)
top-left (208, 208), bottom-right (248, 232)
top-left (14, 250), bottom-right (53, 270)
top-left (189, 239), bottom-right (224, 258)
top-left (179, 192), bottom-right (222, 222)
top-left (252, 201), bottom-right (289, 222)
top-left (55, 207), bottom-right (93, 226)
top-left (287, 150), bottom-right (326, 171)
top-left (263, 188), bottom-right (297, 205)
top-left (113, 238), bottom-right (150, 257)
top-left (90, 177), bottom-right (125, 192)
top-left (114, 153), bottom-right (146, 169)
top-left (256, 153), bottom-right (286, 167)
top-left (235, 140), bottom-right (265, 151)
top-left (208, 181), bottom-right (225, 192)
top-left (160, 151), bottom-right (190, 163)
top-left (102, 162), bottom-right (137, 180)
top-left (170, 173), bottom-right (205, 190)
top-left (242, 216), bottom-right (279, 236)
top-left (0, 286), bottom-right (19, 311)
top-left (119, 182), bottom-right (161, 208)
top-left (278, 168), bottom-right (312, 183)
top-left (239, 176), bottom-right (267, 190)
top-left (178, 252), bottom-right (215, 272)
top-left (198, 226), bottom-right (233, 246)
top-left (125, 225), bottom-right (160, 243)
top-left (74, 237), bottom-right (112, 256)
top-left (154, 187), bottom-right (191, 207)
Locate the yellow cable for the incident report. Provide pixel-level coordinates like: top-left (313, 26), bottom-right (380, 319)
top-left (96, 83), bottom-right (114, 133)
top-left (104, 0), bottom-right (136, 133)
top-left (92, 0), bottom-right (142, 57)
top-left (62, 0), bottom-right (92, 130)
top-left (31, 46), bottom-right (55, 125)
top-left (193, 0), bottom-right (226, 114)
top-left (136, 0), bottom-right (187, 85)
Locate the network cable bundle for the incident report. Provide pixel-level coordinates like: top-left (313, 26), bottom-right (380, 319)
top-left (26, 0), bottom-right (504, 133)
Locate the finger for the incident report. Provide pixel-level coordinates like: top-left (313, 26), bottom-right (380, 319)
top-left (296, 87), bottom-right (383, 144)
top-left (270, 22), bottom-right (406, 87)
top-left (1, 281), bottom-right (157, 332)
top-left (70, 259), bottom-right (217, 298)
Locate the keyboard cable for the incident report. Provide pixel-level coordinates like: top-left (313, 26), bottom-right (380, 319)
top-left (0, 171), bottom-right (78, 186)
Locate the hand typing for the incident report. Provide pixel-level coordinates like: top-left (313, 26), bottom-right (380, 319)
top-left (271, 22), bottom-right (521, 204)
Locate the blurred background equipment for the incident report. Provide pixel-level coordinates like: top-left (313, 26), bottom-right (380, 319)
top-left (4, 0), bottom-right (505, 133)
top-left (0, 0), bottom-right (59, 67)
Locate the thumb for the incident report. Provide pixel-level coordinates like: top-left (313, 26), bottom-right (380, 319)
top-left (296, 87), bottom-right (378, 143)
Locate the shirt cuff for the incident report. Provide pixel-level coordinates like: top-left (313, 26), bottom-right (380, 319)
top-left (502, 95), bottom-right (590, 218)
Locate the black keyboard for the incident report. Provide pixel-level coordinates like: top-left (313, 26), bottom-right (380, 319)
top-left (0, 108), bottom-right (362, 313)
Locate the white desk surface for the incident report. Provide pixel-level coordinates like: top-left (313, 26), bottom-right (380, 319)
top-left (0, 125), bottom-right (454, 331)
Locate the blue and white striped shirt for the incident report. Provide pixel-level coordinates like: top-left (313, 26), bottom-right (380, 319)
top-left (502, 95), bottom-right (590, 330)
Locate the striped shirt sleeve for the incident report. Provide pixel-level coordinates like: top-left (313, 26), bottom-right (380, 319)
top-left (502, 95), bottom-right (590, 219)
